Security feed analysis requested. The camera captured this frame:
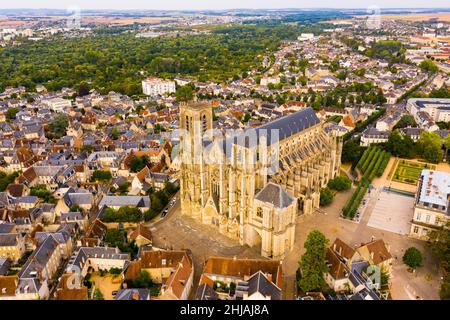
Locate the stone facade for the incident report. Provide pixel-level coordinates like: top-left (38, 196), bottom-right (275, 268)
top-left (179, 100), bottom-right (342, 259)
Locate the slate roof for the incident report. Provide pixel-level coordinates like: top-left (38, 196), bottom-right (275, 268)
top-left (18, 233), bottom-right (67, 280)
top-left (0, 233), bottom-right (19, 246)
top-left (195, 283), bottom-right (219, 300)
top-left (115, 289), bottom-right (150, 300)
top-left (255, 182), bottom-right (296, 209)
top-left (203, 257), bottom-right (283, 289)
top-left (0, 192), bottom-right (10, 208)
top-left (99, 195), bottom-right (150, 208)
top-left (246, 270), bottom-right (282, 300)
top-left (0, 258), bottom-right (11, 276)
top-left (0, 222), bottom-right (15, 234)
top-left (66, 247), bottom-right (129, 273)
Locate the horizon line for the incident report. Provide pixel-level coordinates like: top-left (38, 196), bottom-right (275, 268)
top-left (1, 7), bottom-right (450, 11)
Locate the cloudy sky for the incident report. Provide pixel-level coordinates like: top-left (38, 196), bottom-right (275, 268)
top-left (2, 0), bottom-right (449, 10)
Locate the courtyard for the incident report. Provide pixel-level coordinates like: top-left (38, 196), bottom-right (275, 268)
top-left (90, 273), bottom-right (122, 300)
top-left (366, 189), bottom-right (415, 236)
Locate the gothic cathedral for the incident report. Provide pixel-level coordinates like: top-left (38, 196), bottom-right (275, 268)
top-left (179, 100), bottom-right (342, 259)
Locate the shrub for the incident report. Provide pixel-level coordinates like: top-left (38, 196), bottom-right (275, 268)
top-left (320, 187), bottom-right (334, 206)
top-left (403, 247), bottom-right (423, 270)
top-left (328, 177), bottom-right (352, 191)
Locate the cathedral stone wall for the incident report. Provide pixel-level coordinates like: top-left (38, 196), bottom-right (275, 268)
top-left (179, 101), bottom-right (342, 259)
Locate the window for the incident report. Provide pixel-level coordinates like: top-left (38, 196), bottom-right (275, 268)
top-left (416, 212), bottom-right (421, 221)
top-left (185, 115), bottom-right (190, 131)
top-left (256, 207), bottom-right (263, 218)
top-left (426, 215), bottom-right (431, 223)
top-left (413, 226), bottom-right (419, 234)
top-left (202, 114), bottom-right (208, 134)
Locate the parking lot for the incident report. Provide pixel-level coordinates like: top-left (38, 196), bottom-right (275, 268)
top-left (366, 189), bottom-right (415, 235)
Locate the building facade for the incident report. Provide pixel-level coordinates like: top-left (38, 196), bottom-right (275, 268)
top-left (410, 170), bottom-right (450, 239)
top-left (179, 101), bottom-right (342, 259)
top-left (142, 78), bottom-right (176, 96)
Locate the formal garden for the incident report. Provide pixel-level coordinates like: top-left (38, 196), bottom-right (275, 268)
top-left (342, 146), bottom-right (391, 219)
top-left (392, 160), bottom-right (435, 185)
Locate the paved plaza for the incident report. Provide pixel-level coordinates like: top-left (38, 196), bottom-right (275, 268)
top-left (367, 190), bottom-right (415, 236)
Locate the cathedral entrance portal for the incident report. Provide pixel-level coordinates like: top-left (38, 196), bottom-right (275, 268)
top-left (244, 225), bottom-right (262, 252)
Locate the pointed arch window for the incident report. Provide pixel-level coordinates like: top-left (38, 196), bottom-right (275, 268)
top-left (202, 114), bottom-right (207, 134)
top-left (185, 115), bottom-right (190, 132)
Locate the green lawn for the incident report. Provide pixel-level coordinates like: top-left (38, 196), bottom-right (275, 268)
top-left (393, 160), bottom-right (435, 185)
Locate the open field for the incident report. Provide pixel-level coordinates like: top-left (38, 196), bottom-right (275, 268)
top-left (393, 160), bottom-right (435, 185)
top-left (81, 16), bottom-right (177, 25)
top-left (0, 16), bottom-right (176, 28)
top-left (327, 12), bottom-right (450, 24)
top-left (358, 12), bottom-right (450, 22)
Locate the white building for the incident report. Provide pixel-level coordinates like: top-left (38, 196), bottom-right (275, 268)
top-left (407, 98), bottom-right (450, 130)
top-left (298, 33), bottom-right (315, 41)
top-left (47, 98), bottom-right (72, 113)
top-left (142, 77), bottom-right (176, 96)
top-left (410, 170), bottom-right (450, 239)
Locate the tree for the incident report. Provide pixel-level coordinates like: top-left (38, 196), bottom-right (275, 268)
top-left (30, 186), bottom-right (57, 204)
top-left (242, 112), bottom-right (251, 123)
top-left (48, 114), bottom-right (69, 138)
top-left (129, 156), bottom-right (150, 173)
top-left (6, 107), bottom-right (19, 121)
top-left (77, 82), bottom-right (90, 96)
top-left (428, 221), bottom-right (450, 299)
top-left (80, 145), bottom-right (94, 154)
top-left (128, 270), bottom-right (153, 288)
top-left (102, 206), bottom-right (143, 223)
top-left (298, 230), bottom-right (329, 292)
top-left (111, 127), bottom-right (119, 140)
top-left (176, 85), bottom-right (194, 102)
top-left (444, 135), bottom-right (450, 152)
top-left (402, 247), bottom-right (423, 270)
top-left (70, 205), bottom-right (83, 213)
top-left (386, 130), bottom-right (417, 158)
top-left (417, 131), bottom-right (443, 163)
top-left (394, 115), bottom-right (417, 129)
top-left (342, 140), bottom-right (364, 165)
top-left (419, 59), bottom-right (439, 74)
top-left (104, 229), bottom-right (126, 247)
top-left (104, 228), bottom-right (138, 254)
top-left (92, 170), bottom-right (112, 182)
top-left (0, 172), bottom-right (19, 191)
top-left (93, 288), bottom-right (104, 300)
top-left (319, 187), bottom-right (334, 206)
top-left (328, 177), bottom-right (352, 191)
top-left (164, 180), bottom-right (179, 195)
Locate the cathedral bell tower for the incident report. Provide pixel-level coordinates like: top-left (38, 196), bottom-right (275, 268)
top-left (179, 100), bottom-right (213, 218)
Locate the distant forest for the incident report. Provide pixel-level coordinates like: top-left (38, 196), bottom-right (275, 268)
top-left (0, 21), bottom-right (333, 96)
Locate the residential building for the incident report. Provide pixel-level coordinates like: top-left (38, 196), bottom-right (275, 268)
top-left (410, 170), bottom-right (450, 239)
top-left (195, 257), bottom-right (283, 300)
top-left (142, 78), bottom-right (176, 96)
